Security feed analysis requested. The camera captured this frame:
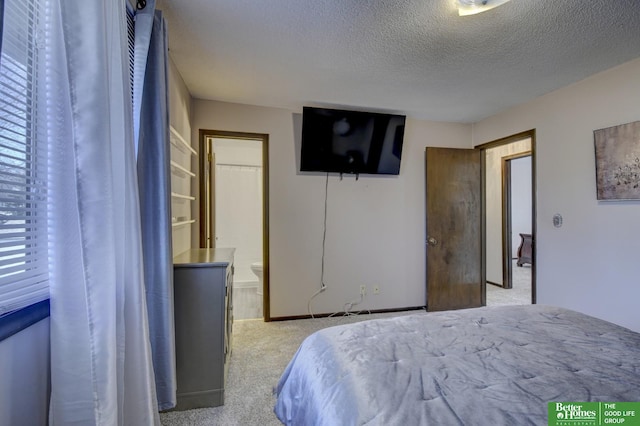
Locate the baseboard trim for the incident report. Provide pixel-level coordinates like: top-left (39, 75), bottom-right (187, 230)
top-left (269, 305), bottom-right (426, 322)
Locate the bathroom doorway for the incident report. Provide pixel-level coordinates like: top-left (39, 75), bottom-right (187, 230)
top-left (199, 130), bottom-right (270, 321)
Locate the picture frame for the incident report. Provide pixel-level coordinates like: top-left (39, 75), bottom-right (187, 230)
top-left (593, 120), bottom-right (640, 200)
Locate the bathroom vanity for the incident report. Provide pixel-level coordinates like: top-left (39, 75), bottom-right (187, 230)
top-left (172, 248), bottom-right (235, 410)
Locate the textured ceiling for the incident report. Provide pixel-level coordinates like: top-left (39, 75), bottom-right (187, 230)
top-left (155, 0), bottom-right (640, 123)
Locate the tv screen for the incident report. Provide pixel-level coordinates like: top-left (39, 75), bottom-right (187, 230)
top-left (300, 106), bottom-right (406, 175)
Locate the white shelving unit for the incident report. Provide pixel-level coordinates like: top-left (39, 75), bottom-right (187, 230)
top-left (171, 160), bottom-right (196, 178)
top-left (170, 126), bottom-right (197, 156)
top-left (170, 125), bottom-right (197, 238)
top-left (171, 191), bottom-right (196, 201)
top-left (172, 219), bottom-right (196, 228)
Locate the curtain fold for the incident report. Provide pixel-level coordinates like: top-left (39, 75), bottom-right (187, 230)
top-left (48, 0), bottom-right (159, 424)
top-left (137, 9), bottom-right (177, 411)
top-left (0, 0), bottom-right (4, 53)
top-left (132, 0), bottom-right (156, 152)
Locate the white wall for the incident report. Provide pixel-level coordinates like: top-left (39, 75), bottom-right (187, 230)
top-left (0, 319), bottom-right (50, 425)
top-left (191, 100), bottom-right (471, 318)
top-left (485, 139), bottom-right (531, 284)
top-left (474, 57), bottom-right (640, 331)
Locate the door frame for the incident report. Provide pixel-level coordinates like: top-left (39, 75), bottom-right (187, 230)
top-left (199, 129), bottom-right (272, 321)
top-left (476, 129), bottom-right (536, 304)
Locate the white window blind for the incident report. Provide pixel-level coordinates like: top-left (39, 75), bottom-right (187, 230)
top-left (0, 0), bottom-right (49, 315)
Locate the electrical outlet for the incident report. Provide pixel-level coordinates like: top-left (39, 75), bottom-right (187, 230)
top-left (360, 285), bottom-right (366, 296)
top-left (373, 285), bottom-right (380, 295)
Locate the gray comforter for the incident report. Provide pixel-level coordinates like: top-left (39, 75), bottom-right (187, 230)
top-left (274, 305), bottom-right (640, 425)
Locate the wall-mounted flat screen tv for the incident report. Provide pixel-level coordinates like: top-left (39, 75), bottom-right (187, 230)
top-left (300, 106), bottom-right (406, 175)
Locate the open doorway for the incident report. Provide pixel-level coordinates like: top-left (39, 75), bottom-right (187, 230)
top-left (503, 154), bottom-right (532, 289)
top-left (478, 131), bottom-right (535, 306)
top-left (199, 130), bottom-right (270, 321)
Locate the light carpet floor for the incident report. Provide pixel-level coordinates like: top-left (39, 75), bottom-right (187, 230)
top-left (486, 261), bottom-right (532, 306)
top-left (160, 310), bottom-right (419, 426)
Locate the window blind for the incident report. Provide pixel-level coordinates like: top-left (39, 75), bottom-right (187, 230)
top-left (0, 0), bottom-right (48, 315)
top-left (127, 5), bottom-right (135, 102)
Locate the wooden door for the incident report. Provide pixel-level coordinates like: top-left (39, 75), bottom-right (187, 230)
top-left (425, 147), bottom-right (483, 311)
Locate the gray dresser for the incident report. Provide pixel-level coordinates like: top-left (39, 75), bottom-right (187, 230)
top-left (173, 248), bottom-right (234, 410)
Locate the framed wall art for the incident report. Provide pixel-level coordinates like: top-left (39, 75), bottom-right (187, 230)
top-left (594, 120), bottom-right (640, 200)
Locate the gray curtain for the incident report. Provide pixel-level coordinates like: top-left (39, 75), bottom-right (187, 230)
top-left (137, 9), bottom-right (176, 411)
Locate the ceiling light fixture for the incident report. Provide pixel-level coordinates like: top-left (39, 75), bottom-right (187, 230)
top-left (457, 0), bottom-right (512, 16)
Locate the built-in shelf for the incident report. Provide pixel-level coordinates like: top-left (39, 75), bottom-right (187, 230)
top-left (171, 191), bottom-right (196, 201)
top-left (171, 160), bottom-right (196, 177)
top-left (170, 126), bottom-right (197, 156)
top-left (169, 125), bottom-right (196, 242)
top-left (172, 219), bottom-right (196, 228)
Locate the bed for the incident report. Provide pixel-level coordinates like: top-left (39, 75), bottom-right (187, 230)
top-left (274, 305), bottom-right (640, 425)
